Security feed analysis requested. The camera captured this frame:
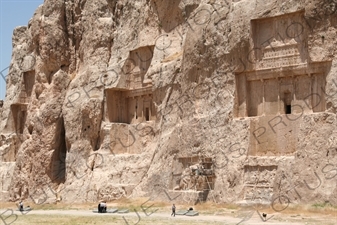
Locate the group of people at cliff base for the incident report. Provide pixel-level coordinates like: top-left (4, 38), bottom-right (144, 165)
top-left (96, 201), bottom-right (192, 216)
top-left (17, 201), bottom-right (31, 211)
top-left (98, 201), bottom-right (107, 213)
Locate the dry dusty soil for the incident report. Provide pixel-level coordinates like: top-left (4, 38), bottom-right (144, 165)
top-left (0, 201), bottom-right (336, 225)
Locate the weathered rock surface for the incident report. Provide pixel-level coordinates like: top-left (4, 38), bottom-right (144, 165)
top-left (1, 0), bottom-right (337, 207)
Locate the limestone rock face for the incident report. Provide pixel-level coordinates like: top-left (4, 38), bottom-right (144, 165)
top-left (1, 0), bottom-right (337, 207)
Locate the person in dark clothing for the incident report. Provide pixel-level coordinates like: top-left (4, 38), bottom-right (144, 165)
top-left (171, 204), bottom-right (176, 217)
top-left (101, 201), bottom-right (107, 213)
top-left (19, 201), bottom-right (23, 211)
top-left (98, 203), bottom-right (101, 213)
top-left (98, 201), bottom-right (107, 213)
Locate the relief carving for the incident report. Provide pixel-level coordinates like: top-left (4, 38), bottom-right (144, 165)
top-left (243, 165), bottom-right (277, 202)
top-left (172, 158), bottom-right (214, 192)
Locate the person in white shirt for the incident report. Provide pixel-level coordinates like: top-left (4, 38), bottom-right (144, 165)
top-left (100, 201), bottom-right (107, 213)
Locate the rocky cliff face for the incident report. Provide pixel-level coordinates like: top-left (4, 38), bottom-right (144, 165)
top-left (1, 0), bottom-right (337, 207)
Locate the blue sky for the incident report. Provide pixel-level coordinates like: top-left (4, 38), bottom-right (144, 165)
top-left (0, 0), bottom-right (43, 100)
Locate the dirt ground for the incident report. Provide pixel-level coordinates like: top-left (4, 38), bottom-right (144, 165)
top-left (0, 201), bottom-right (336, 225)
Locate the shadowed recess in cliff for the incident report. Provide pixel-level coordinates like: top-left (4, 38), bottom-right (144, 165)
top-left (150, 0), bottom-right (186, 32)
top-left (48, 116), bottom-right (67, 184)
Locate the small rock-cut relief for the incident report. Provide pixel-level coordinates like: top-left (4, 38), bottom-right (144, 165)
top-left (258, 55), bottom-right (304, 70)
top-left (0, 134), bottom-right (18, 162)
top-left (19, 55), bottom-right (36, 72)
top-left (243, 165), bottom-right (277, 202)
top-left (172, 157), bottom-right (215, 192)
top-left (122, 46), bottom-right (154, 89)
top-left (257, 42), bottom-right (305, 70)
top-left (98, 185), bottom-right (126, 201)
top-left (262, 43), bottom-right (299, 59)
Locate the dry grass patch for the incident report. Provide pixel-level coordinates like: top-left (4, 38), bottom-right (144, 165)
top-left (1, 200), bottom-right (336, 225)
top-left (10, 214), bottom-right (226, 225)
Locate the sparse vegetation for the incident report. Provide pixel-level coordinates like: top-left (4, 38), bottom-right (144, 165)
top-left (10, 214), bottom-right (227, 225)
top-left (312, 202), bottom-right (330, 208)
top-left (1, 200), bottom-right (336, 225)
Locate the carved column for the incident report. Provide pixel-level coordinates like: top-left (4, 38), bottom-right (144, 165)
top-left (277, 78), bottom-right (280, 115)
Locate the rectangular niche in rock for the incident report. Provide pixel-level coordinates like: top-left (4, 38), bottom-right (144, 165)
top-left (10, 104), bottom-right (27, 134)
top-left (23, 70), bottom-right (35, 97)
top-left (105, 87), bottom-right (156, 124)
top-left (49, 117), bottom-right (67, 183)
top-left (106, 89), bottom-right (128, 124)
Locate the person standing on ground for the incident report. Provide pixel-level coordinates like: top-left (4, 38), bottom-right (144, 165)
top-left (171, 204), bottom-right (176, 217)
top-left (101, 201), bottom-right (107, 213)
top-left (19, 201), bottom-right (23, 211)
top-left (98, 202), bottom-right (101, 213)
